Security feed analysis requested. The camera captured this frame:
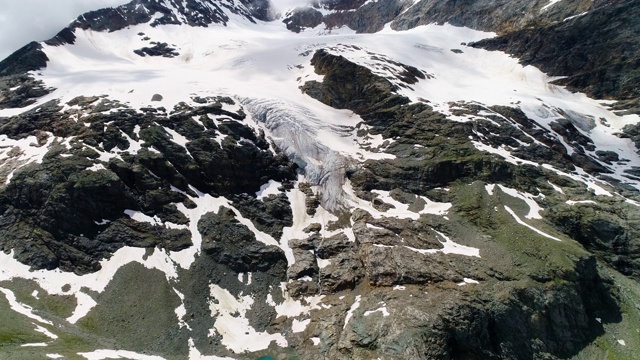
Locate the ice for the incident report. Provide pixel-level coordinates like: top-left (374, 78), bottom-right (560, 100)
top-left (241, 98), bottom-right (360, 211)
top-left (1, 16), bottom-right (633, 202)
top-left (0, 6), bottom-right (637, 358)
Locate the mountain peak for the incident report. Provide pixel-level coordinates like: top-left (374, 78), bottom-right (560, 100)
top-left (67, 0), bottom-right (271, 35)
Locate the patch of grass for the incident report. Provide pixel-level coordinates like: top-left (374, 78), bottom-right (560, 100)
top-left (452, 181), bottom-right (587, 272)
top-left (0, 278), bottom-right (76, 319)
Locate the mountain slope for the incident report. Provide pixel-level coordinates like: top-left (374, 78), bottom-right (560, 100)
top-left (0, 0), bottom-right (639, 359)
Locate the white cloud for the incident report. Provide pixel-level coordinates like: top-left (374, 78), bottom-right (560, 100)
top-left (270, 0), bottom-right (312, 15)
top-left (0, 0), bottom-right (128, 60)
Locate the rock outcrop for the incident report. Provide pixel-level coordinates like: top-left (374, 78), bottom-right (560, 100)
top-left (472, 0), bottom-right (640, 111)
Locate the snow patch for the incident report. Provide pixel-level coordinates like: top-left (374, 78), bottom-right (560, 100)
top-left (504, 206), bottom-right (562, 241)
top-left (542, 0), bottom-right (564, 11)
top-left (343, 295), bottom-right (361, 329)
top-left (0, 287), bottom-right (53, 325)
top-left (566, 200), bottom-right (597, 205)
top-left (209, 284), bottom-right (287, 352)
top-left (266, 283), bottom-right (327, 319)
top-left (457, 278), bottom-right (480, 286)
top-left (292, 318), bottom-right (311, 333)
top-left (35, 324), bottom-right (58, 339)
top-left (404, 230), bottom-right (481, 257)
top-left (364, 304), bottom-right (390, 317)
top-left (78, 349), bottom-right (167, 360)
top-left (256, 180), bottom-right (282, 200)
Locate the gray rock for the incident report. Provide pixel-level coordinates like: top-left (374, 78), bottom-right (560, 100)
top-left (286, 279), bottom-right (320, 298)
top-left (199, 206), bottom-right (287, 273)
top-left (303, 223), bottom-right (322, 233)
top-left (319, 250), bottom-right (363, 292)
top-left (287, 248), bottom-right (319, 280)
top-left (316, 233), bottom-right (353, 259)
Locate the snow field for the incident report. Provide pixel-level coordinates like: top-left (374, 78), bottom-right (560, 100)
top-left (0, 3), bottom-right (637, 358)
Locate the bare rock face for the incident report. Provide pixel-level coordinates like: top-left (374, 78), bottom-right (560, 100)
top-left (0, 42), bottom-right (49, 77)
top-left (351, 210), bottom-right (478, 286)
top-left (283, 0), bottom-right (409, 34)
top-left (390, 0), bottom-right (594, 34)
top-left (199, 206), bottom-right (287, 273)
top-left (0, 74), bottom-right (53, 109)
top-left (472, 0), bottom-right (640, 107)
top-left (71, 0), bottom-right (258, 33)
top-left (286, 0), bottom-right (640, 113)
top-left (283, 7), bottom-right (323, 33)
top-left (0, 97), bottom-right (296, 274)
top-left (287, 247), bottom-right (319, 279)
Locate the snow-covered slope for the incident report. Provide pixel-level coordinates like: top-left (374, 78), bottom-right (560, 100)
top-left (6, 15), bottom-right (640, 197)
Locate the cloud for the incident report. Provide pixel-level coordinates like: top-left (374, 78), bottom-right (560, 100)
top-left (270, 0), bottom-right (312, 16)
top-left (0, 0), bottom-right (128, 60)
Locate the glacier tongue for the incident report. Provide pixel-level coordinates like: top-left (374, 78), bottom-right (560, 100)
top-left (241, 97), bottom-right (356, 211)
